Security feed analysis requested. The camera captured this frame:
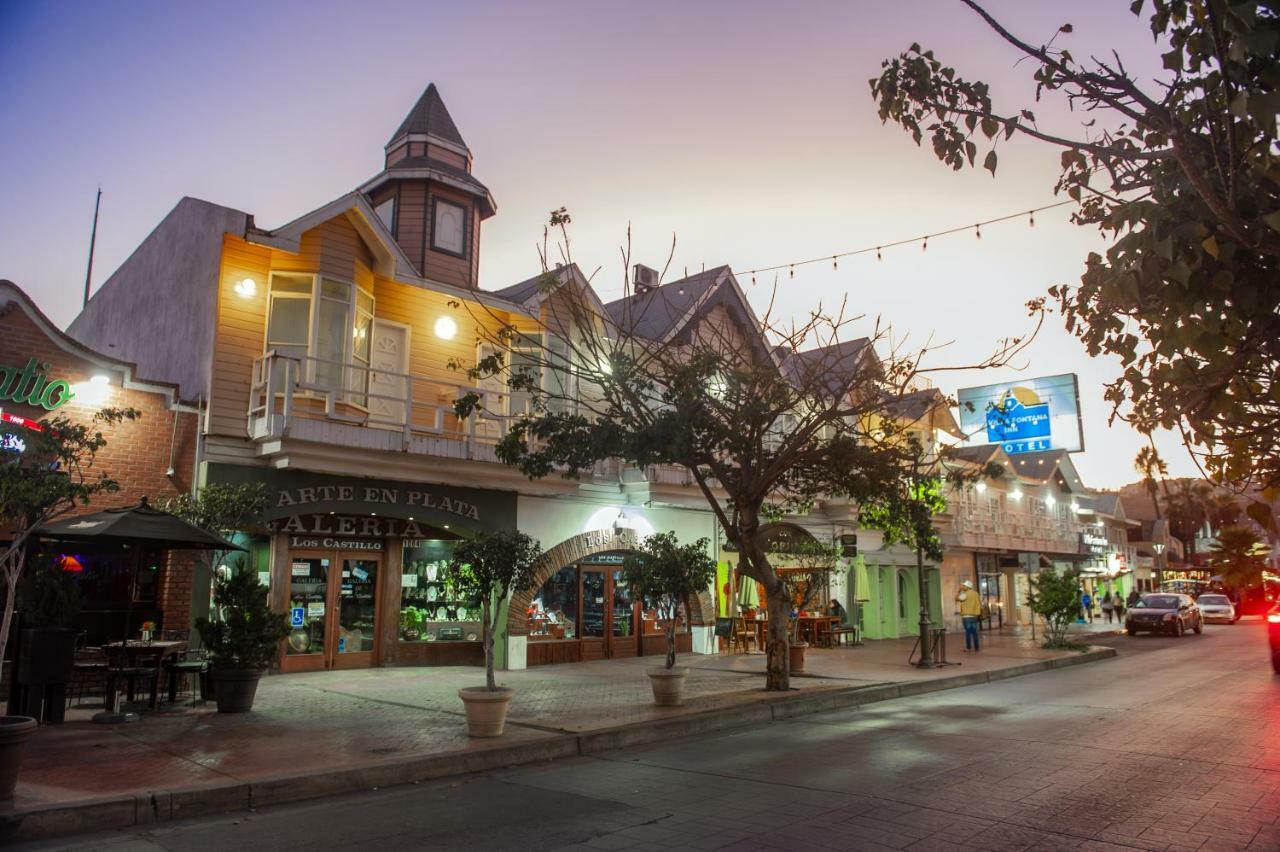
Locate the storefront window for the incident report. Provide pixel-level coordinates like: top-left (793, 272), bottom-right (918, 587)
top-left (528, 566), bottom-right (578, 641)
top-left (400, 540), bottom-right (482, 643)
top-left (287, 555), bottom-right (328, 656)
top-left (611, 570), bottom-right (633, 637)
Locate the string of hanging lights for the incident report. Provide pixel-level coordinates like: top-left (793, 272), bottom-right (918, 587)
top-left (745, 199), bottom-right (1075, 284)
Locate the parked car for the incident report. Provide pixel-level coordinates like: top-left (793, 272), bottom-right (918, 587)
top-left (1126, 593), bottom-right (1203, 637)
top-left (1196, 594), bottom-right (1237, 624)
top-left (1268, 604), bottom-right (1280, 674)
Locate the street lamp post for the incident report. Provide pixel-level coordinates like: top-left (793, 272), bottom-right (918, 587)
top-left (1152, 541), bottom-right (1165, 591)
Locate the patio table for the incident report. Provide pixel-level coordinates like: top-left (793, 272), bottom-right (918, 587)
top-left (103, 640), bottom-right (187, 710)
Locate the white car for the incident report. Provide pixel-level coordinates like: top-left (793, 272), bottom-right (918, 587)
top-left (1197, 593), bottom-right (1237, 624)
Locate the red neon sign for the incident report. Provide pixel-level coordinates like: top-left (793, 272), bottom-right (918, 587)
top-left (0, 409), bottom-right (44, 432)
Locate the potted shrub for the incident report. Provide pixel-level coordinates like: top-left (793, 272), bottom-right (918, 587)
top-left (445, 530), bottom-right (540, 737)
top-left (195, 567), bottom-right (290, 713)
top-left (621, 533), bottom-right (715, 706)
top-left (15, 554), bottom-right (81, 710)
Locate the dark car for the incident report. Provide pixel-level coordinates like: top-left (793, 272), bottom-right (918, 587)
top-left (1126, 593), bottom-right (1203, 637)
top-left (1268, 604), bottom-right (1280, 674)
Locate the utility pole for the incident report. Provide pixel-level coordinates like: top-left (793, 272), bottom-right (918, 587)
top-left (83, 187), bottom-right (102, 308)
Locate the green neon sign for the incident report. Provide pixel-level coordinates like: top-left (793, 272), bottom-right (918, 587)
top-left (0, 359), bottom-right (75, 411)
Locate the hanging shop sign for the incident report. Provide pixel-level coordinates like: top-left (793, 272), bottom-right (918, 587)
top-left (0, 359), bottom-right (75, 411)
top-left (1079, 527), bottom-right (1109, 556)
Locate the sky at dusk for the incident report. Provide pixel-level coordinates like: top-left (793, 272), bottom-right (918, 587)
top-left (0, 0), bottom-right (1194, 488)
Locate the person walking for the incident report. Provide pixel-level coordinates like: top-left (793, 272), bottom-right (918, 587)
top-left (1101, 591), bottom-right (1115, 624)
top-left (1114, 592), bottom-right (1127, 622)
top-left (1081, 589), bottom-right (1094, 622)
top-left (956, 580), bottom-right (982, 652)
top-left (1127, 588), bottom-right (1140, 609)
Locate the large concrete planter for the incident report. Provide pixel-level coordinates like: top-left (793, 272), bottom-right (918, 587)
top-left (210, 668), bottom-right (265, 714)
top-left (646, 666), bottom-right (688, 706)
top-left (789, 641), bottom-right (808, 674)
top-left (458, 686), bottom-right (515, 737)
top-left (0, 716), bottom-right (37, 801)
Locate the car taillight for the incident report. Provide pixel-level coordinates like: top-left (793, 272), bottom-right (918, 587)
top-left (1267, 613), bottom-right (1280, 624)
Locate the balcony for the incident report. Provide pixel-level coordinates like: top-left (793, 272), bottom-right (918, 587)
top-left (935, 496), bottom-right (1086, 556)
top-left (248, 350), bottom-right (518, 463)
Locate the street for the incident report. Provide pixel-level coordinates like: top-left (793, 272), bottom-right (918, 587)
top-left (20, 622), bottom-right (1279, 852)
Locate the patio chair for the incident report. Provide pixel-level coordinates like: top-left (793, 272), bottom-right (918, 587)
top-left (164, 649), bottom-right (210, 707)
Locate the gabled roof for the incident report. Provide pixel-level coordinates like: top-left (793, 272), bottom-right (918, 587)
top-left (882, 387), bottom-right (962, 437)
top-left (603, 266), bottom-right (727, 342)
top-left (389, 83), bottom-right (467, 150)
top-left (1008, 450), bottom-right (1068, 483)
top-left (494, 263), bottom-right (612, 328)
top-left (248, 192), bottom-right (530, 317)
top-left (778, 338), bottom-right (875, 400)
top-left (944, 444), bottom-right (1001, 466)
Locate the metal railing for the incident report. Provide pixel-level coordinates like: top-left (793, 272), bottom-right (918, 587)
top-left (248, 350), bottom-right (522, 454)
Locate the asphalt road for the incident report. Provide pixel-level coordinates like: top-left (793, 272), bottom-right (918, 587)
top-left (21, 620), bottom-right (1280, 852)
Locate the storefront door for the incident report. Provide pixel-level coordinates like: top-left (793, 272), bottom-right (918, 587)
top-left (578, 567), bottom-right (638, 661)
top-left (283, 550), bottom-right (381, 672)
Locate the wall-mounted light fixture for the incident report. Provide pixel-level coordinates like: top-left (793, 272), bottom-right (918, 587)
top-left (234, 277), bottom-right (257, 298)
top-left (975, 482), bottom-right (988, 494)
top-left (1009, 489), bottom-right (1023, 500)
top-left (1045, 495), bottom-right (1056, 507)
top-left (434, 316), bottom-right (457, 340)
top-left (72, 374), bottom-right (112, 406)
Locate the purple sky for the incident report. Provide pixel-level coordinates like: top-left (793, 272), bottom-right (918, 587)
top-left (0, 0), bottom-right (1192, 487)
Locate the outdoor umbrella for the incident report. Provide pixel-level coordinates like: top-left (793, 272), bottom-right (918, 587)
top-left (36, 497), bottom-right (245, 722)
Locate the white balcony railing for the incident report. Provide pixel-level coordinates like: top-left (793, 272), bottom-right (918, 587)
top-left (937, 496), bottom-right (1086, 554)
top-left (248, 350), bottom-right (521, 458)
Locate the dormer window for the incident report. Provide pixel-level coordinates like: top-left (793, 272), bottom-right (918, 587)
top-left (431, 198), bottom-right (468, 257)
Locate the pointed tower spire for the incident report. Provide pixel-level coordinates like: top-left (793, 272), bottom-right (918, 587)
top-left (387, 83), bottom-right (468, 153)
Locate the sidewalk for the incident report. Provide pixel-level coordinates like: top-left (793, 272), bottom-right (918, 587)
top-left (990, 618), bottom-right (1128, 640)
top-left (2, 633), bottom-right (1116, 841)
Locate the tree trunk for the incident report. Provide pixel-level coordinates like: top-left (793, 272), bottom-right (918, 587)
top-left (0, 547), bottom-right (26, 684)
top-left (763, 579), bottom-right (791, 691)
top-left (482, 596), bottom-right (496, 691)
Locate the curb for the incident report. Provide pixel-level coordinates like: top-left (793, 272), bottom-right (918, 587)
top-left (1, 645), bottom-right (1117, 841)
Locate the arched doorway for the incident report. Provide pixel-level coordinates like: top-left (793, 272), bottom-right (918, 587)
top-left (510, 530), bottom-right (714, 666)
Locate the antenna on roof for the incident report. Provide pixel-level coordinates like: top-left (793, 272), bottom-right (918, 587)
top-left (83, 187), bottom-right (102, 308)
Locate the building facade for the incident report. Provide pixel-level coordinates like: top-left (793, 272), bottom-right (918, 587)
top-left (0, 280), bottom-right (200, 642)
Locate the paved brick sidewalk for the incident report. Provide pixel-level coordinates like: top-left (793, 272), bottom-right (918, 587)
top-left (4, 632), bottom-right (1109, 838)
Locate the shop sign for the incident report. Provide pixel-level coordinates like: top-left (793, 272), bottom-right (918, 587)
top-left (1079, 527), bottom-right (1109, 556)
top-left (280, 513), bottom-right (447, 542)
top-left (288, 535), bottom-right (384, 551)
top-left (0, 359), bottom-right (75, 411)
top-left (205, 464), bottom-right (518, 531)
top-left (291, 562), bottom-right (311, 576)
top-left (275, 485), bottom-right (481, 521)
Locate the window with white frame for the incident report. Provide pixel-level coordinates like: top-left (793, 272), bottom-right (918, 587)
top-left (265, 273), bottom-right (375, 402)
top-left (509, 332), bottom-right (575, 415)
top-left (431, 198), bottom-right (467, 256)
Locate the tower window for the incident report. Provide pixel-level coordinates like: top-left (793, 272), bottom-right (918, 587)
top-left (431, 198), bottom-right (468, 257)
top-left (373, 196), bottom-right (396, 233)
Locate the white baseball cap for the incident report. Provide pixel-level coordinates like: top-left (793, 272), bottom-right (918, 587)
top-left (961, 580), bottom-right (974, 589)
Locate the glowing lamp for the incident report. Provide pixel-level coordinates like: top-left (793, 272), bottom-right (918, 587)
top-left (1045, 495), bottom-right (1056, 507)
top-left (975, 482), bottom-right (987, 494)
top-left (1009, 489), bottom-right (1023, 500)
top-left (434, 316), bottom-right (457, 340)
top-left (234, 277), bottom-right (257, 298)
top-left (72, 374), bottom-right (112, 405)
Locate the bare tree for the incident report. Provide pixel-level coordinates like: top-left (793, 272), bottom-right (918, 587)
top-left (453, 212), bottom-right (1039, 689)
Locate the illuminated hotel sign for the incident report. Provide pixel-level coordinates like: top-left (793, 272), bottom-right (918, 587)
top-left (957, 373), bottom-right (1085, 455)
top-left (0, 359), bottom-right (74, 411)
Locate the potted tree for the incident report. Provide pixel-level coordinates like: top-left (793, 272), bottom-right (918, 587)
top-left (15, 553), bottom-right (82, 718)
top-left (621, 533), bottom-right (715, 706)
top-left (445, 530), bottom-right (541, 737)
top-left (195, 567), bottom-right (289, 713)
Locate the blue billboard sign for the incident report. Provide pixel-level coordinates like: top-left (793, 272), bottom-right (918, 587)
top-left (957, 374), bottom-right (1084, 455)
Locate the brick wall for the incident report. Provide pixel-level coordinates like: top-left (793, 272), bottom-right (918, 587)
top-left (0, 295), bottom-right (200, 633)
